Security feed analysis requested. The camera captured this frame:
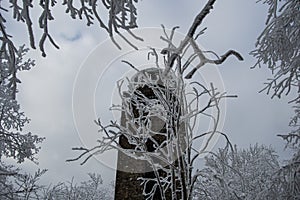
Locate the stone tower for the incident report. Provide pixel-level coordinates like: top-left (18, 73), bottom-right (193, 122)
top-left (114, 68), bottom-right (182, 200)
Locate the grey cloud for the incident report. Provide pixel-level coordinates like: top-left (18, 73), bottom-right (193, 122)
top-left (12, 0), bottom-right (293, 186)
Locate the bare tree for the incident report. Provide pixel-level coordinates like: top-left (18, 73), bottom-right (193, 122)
top-left (0, 169), bottom-right (112, 200)
top-left (0, 164), bottom-right (47, 200)
top-left (68, 0), bottom-right (243, 199)
top-left (40, 173), bottom-right (113, 200)
top-left (193, 144), bottom-right (280, 200)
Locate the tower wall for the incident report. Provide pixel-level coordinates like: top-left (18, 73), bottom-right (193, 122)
top-left (114, 68), bottom-right (182, 200)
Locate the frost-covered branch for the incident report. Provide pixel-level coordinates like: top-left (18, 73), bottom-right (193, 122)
top-left (0, 169), bottom-right (113, 199)
top-left (0, 46), bottom-right (43, 164)
top-left (2, 0), bottom-right (141, 57)
top-left (251, 4), bottom-right (300, 196)
top-left (193, 144), bottom-right (281, 200)
top-left (0, 164), bottom-right (47, 199)
top-left (251, 0), bottom-right (299, 100)
top-left (0, 46), bottom-right (44, 198)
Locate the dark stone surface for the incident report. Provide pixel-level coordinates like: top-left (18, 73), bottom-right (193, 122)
top-left (115, 70), bottom-right (180, 200)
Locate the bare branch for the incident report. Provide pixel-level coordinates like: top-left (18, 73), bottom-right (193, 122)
top-left (185, 49), bottom-right (244, 79)
top-left (187, 0), bottom-right (216, 38)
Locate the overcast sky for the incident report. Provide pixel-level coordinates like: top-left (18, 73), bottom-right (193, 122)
top-left (6, 0), bottom-right (294, 186)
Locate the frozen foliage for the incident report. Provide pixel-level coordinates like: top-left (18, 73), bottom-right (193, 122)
top-left (0, 45), bottom-right (44, 198)
top-left (0, 1), bottom-right (46, 198)
top-left (0, 0), bottom-right (140, 57)
top-left (252, 2), bottom-right (300, 199)
top-left (0, 46), bottom-right (43, 163)
top-left (193, 144), bottom-right (281, 200)
top-left (251, 0), bottom-right (300, 100)
top-left (68, 1), bottom-right (243, 199)
top-left (252, 0), bottom-right (300, 143)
